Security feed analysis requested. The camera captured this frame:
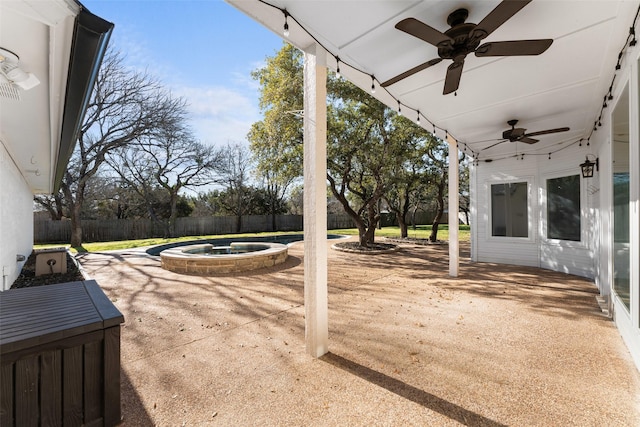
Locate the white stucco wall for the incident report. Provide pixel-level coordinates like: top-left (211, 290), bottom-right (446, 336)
top-left (0, 141), bottom-right (34, 290)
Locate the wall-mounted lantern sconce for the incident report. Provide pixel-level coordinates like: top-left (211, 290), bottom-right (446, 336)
top-left (580, 156), bottom-right (599, 178)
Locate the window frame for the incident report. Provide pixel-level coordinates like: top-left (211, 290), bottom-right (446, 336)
top-left (541, 170), bottom-right (588, 248)
top-left (487, 177), bottom-right (535, 243)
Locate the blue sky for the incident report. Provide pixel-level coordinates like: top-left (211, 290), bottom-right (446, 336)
top-left (83, 0), bottom-right (284, 147)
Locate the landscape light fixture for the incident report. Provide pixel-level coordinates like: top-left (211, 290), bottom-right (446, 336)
top-left (580, 155), bottom-right (599, 178)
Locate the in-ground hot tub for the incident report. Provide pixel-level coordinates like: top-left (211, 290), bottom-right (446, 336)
top-left (160, 242), bottom-right (288, 275)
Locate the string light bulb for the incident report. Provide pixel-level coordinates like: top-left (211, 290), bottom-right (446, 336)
top-left (335, 57), bottom-right (340, 78)
top-left (631, 27), bottom-right (637, 46)
top-left (416, 110), bottom-right (420, 124)
top-left (397, 101), bottom-right (402, 116)
top-left (370, 75), bottom-right (376, 94)
top-left (283, 11), bottom-right (290, 37)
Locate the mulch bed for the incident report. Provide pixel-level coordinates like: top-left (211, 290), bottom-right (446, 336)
top-left (384, 237), bottom-right (446, 245)
top-left (331, 241), bottom-right (399, 254)
top-left (11, 250), bottom-right (85, 289)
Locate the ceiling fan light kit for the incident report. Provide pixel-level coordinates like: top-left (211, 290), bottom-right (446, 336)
top-left (382, 0), bottom-right (553, 95)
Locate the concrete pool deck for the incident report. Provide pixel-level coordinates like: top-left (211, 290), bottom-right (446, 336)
top-left (76, 237), bottom-right (640, 426)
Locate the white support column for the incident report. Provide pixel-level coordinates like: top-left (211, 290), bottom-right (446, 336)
top-left (447, 134), bottom-right (459, 277)
top-left (303, 43), bottom-right (328, 358)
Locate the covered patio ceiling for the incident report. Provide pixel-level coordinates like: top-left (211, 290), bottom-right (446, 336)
top-left (228, 0), bottom-right (638, 162)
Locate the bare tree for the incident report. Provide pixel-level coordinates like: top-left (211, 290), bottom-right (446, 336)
top-left (108, 127), bottom-right (221, 237)
top-left (215, 143), bottom-right (254, 233)
top-left (34, 193), bottom-right (66, 220)
top-left (59, 47), bottom-right (188, 247)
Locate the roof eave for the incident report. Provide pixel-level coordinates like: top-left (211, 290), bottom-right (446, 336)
top-left (53, 7), bottom-right (113, 192)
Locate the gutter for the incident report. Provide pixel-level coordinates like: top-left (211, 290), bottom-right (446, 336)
top-left (53, 6), bottom-right (113, 192)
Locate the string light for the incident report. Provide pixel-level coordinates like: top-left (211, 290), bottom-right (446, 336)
top-left (261, 3), bottom-right (638, 166)
top-left (283, 10), bottom-right (290, 37)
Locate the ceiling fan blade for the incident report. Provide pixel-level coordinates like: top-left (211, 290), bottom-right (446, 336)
top-left (443, 60), bottom-right (464, 95)
top-left (481, 139), bottom-right (508, 151)
top-left (520, 137), bottom-right (538, 144)
top-left (504, 128), bottom-right (526, 139)
top-left (381, 58), bottom-right (442, 87)
top-left (472, 0), bottom-right (532, 41)
top-left (395, 18), bottom-right (453, 48)
top-left (475, 39), bottom-right (553, 56)
top-left (524, 127), bottom-right (570, 137)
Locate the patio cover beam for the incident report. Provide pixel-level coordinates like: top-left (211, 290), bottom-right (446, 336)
top-left (303, 43), bottom-right (329, 358)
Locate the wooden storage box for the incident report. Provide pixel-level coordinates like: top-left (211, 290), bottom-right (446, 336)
top-left (0, 280), bottom-right (124, 426)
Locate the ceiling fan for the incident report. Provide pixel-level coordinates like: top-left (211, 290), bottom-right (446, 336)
top-left (381, 0), bottom-right (553, 95)
top-left (482, 119), bottom-right (570, 150)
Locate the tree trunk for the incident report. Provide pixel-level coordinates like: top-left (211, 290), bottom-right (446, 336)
top-left (270, 192), bottom-right (277, 231)
top-left (429, 180), bottom-right (446, 242)
top-left (398, 214), bottom-right (408, 238)
top-left (168, 192), bottom-right (178, 238)
top-left (236, 214), bottom-right (242, 233)
top-left (70, 202), bottom-right (83, 248)
top-left (411, 206), bottom-right (418, 230)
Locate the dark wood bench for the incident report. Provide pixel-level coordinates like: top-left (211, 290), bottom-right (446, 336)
top-left (0, 280), bottom-right (124, 426)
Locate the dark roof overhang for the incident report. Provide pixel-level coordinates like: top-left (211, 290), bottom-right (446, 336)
top-left (53, 6), bottom-right (113, 192)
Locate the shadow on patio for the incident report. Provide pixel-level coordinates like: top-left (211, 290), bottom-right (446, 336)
top-left (77, 240), bottom-right (640, 426)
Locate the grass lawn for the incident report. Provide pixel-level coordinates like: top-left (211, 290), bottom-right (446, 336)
top-left (35, 225), bottom-right (470, 253)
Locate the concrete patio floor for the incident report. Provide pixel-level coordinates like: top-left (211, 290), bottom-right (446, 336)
top-left (77, 238), bottom-right (640, 426)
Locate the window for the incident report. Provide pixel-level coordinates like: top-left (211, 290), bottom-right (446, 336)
top-left (491, 182), bottom-right (528, 237)
top-left (547, 175), bottom-right (581, 241)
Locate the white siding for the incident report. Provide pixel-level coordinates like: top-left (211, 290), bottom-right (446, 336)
top-left (473, 156), bottom-right (540, 267)
top-left (473, 144), bottom-right (598, 279)
top-left (0, 141), bottom-right (34, 290)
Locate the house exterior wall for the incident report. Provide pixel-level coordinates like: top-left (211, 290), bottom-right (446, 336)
top-left (471, 144), bottom-right (597, 279)
top-left (0, 141), bottom-right (34, 290)
top-left (600, 41), bottom-right (640, 370)
top-left (471, 38), bottom-right (640, 371)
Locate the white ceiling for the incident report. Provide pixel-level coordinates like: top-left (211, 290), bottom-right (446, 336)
top-left (0, 0), bottom-right (78, 194)
top-left (227, 0), bottom-right (638, 161)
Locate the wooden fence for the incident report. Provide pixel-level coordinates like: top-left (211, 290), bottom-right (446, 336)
top-left (34, 212), bottom-right (439, 244)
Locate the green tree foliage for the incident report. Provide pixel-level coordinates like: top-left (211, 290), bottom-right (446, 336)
top-left (249, 43), bottom-right (464, 246)
top-left (384, 127), bottom-right (439, 238)
top-left (248, 43), bottom-right (304, 183)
